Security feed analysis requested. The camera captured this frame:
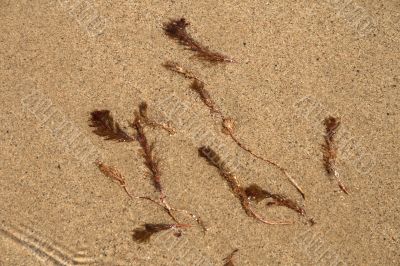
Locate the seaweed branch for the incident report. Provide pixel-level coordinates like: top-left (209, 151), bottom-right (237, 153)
top-left (164, 62), bottom-right (305, 198)
top-left (198, 146), bottom-right (292, 225)
top-left (223, 248), bottom-right (239, 266)
top-left (163, 18), bottom-right (234, 63)
top-left (91, 104), bottom-right (206, 241)
top-left (139, 102), bottom-right (176, 135)
top-left (244, 184), bottom-right (314, 225)
top-left (322, 116), bottom-right (348, 194)
top-left (89, 110), bottom-right (133, 142)
top-left (131, 105), bottom-right (207, 231)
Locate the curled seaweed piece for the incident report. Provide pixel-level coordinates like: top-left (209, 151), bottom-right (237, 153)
top-left (132, 223), bottom-right (190, 243)
top-left (163, 18), bottom-right (234, 63)
top-left (322, 116), bottom-right (349, 194)
top-left (198, 146), bottom-right (291, 225)
top-left (245, 183), bottom-right (315, 225)
top-left (223, 248), bottom-right (239, 266)
top-left (89, 110), bottom-right (133, 142)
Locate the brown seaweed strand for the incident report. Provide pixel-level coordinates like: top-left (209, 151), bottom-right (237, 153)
top-left (223, 248), bottom-right (239, 266)
top-left (131, 110), bottom-right (206, 230)
top-left (190, 80), bottom-right (222, 115)
top-left (224, 127), bottom-right (306, 199)
top-left (163, 18), bottom-right (234, 63)
top-left (323, 116), bottom-right (349, 194)
top-left (198, 146), bottom-right (292, 225)
top-left (131, 112), bottom-right (163, 194)
top-left (162, 65), bottom-right (306, 198)
top-left (139, 102), bottom-right (176, 135)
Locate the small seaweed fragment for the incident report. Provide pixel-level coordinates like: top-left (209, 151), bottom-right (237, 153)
top-left (223, 248), bottom-right (239, 266)
top-left (96, 160), bottom-right (133, 199)
top-left (322, 116), bottom-right (349, 194)
top-left (163, 62), bottom-right (305, 198)
top-left (190, 80), bottom-right (221, 114)
top-left (132, 223), bottom-right (190, 243)
top-left (199, 146), bottom-right (291, 225)
top-left (163, 18), bottom-right (234, 63)
top-left (139, 102), bottom-right (176, 135)
top-left (89, 110), bottom-right (133, 142)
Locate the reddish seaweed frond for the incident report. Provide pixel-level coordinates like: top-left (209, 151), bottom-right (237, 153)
top-left (163, 18), bottom-right (234, 63)
top-left (89, 110), bottom-right (133, 142)
top-left (132, 223), bottom-right (190, 243)
top-left (322, 116), bottom-right (349, 194)
top-left (198, 146), bottom-right (291, 225)
top-left (190, 80), bottom-right (221, 115)
top-left (131, 112), bottom-right (163, 193)
top-left (223, 248), bottom-right (239, 266)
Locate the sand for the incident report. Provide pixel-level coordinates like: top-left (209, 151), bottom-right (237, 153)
top-left (1, 0), bottom-right (399, 265)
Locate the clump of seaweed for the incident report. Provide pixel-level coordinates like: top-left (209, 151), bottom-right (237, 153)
top-left (223, 248), bottom-right (239, 266)
top-left (198, 146), bottom-right (292, 225)
top-left (89, 110), bottom-right (133, 142)
top-left (322, 116), bottom-right (348, 194)
top-left (90, 103), bottom-right (206, 242)
top-left (164, 61), bottom-right (305, 198)
top-left (163, 18), bottom-right (234, 63)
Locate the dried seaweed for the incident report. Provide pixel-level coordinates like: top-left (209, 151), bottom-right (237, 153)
top-left (131, 111), bottom-right (163, 194)
top-left (322, 116), bottom-right (349, 194)
top-left (223, 248), bottom-right (239, 266)
top-left (199, 146), bottom-right (292, 225)
top-left (163, 18), bottom-right (234, 63)
top-left (163, 62), bottom-right (305, 198)
top-left (132, 223), bottom-right (189, 243)
top-left (89, 110), bottom-right (133, 142)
